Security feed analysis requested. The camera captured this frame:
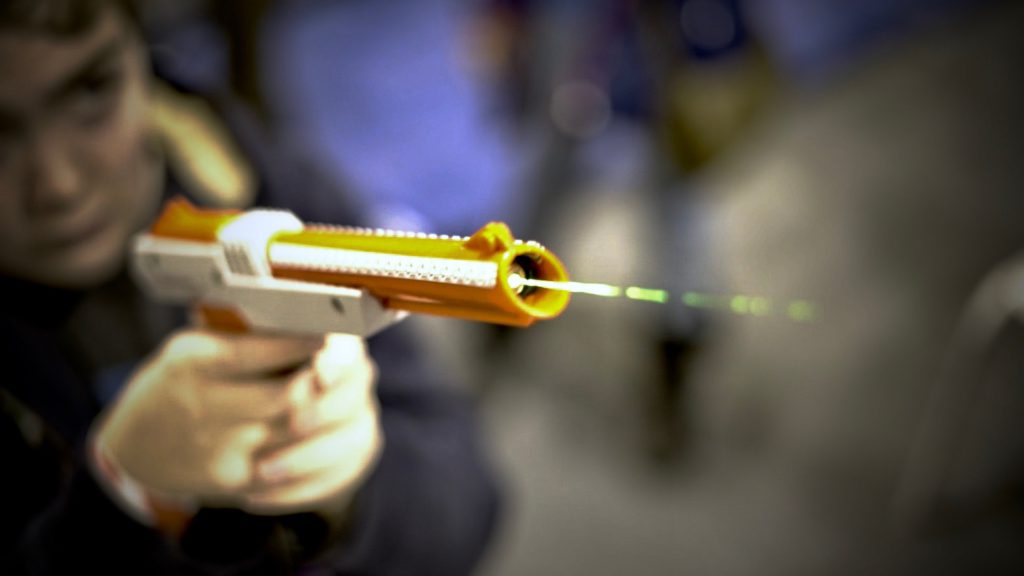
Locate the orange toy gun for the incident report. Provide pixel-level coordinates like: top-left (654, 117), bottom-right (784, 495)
top-left (131, 198), bottom-right (570, 336)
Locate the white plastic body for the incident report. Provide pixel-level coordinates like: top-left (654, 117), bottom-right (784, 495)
top-left (130, 210), bottom-right (406, 337)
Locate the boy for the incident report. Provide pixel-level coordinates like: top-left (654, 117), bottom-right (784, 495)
top-left (0, 1), bottom-right (499, 573)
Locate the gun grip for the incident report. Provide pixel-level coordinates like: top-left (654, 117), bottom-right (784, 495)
top-left (197, 305), bottom-right (251, 333)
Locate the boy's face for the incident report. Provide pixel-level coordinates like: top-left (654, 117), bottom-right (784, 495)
top-left (0, 8), bottom-right (160, 289)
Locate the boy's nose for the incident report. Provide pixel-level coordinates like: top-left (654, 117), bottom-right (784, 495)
top-left (27, 133), bottom-right (83, 210)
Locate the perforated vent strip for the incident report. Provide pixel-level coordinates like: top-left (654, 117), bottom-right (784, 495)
top-left (269, 243), bottom-right (499, 288)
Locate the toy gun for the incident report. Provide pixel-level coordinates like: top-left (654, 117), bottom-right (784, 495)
top-left (131, 198), bottom-right (570, 336)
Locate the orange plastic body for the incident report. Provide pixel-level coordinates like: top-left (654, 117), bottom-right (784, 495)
top-left (147, 198), bottom-right (570, 327)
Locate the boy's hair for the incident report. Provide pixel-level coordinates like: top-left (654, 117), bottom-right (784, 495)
top-left (0, 0), bottom-right (135, 36)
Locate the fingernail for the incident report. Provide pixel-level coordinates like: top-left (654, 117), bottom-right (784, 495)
top-left (311, 372), bottom-right (327, 395)
top-left (294, 410), bottom-right (318, 435)
top-left (259, 460), bottom-right (288, 483)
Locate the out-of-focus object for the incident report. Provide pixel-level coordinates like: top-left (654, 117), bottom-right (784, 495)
top-left (131, 198), bottom-right (570, 335)
top-left (893, 251), bottom-right (1024, 534)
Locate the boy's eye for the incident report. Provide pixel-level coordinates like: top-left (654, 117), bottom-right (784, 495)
top-left (66, 67), bottom-right (123, 125)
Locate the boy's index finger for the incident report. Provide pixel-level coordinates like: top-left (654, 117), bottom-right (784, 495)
top-left (165, 329), bottom-right (325, 378)
top-left (313, 334), bottom-right (370, 391)
top-left (216, 333), bottom-right (325, 379)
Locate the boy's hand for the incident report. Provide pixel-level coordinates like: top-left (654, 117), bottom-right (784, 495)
top-left (91, 330), bottom-right (382, 519)
top-left (244, 333), bottom-right (382, 515)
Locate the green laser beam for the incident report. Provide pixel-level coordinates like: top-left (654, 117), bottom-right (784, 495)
top-left (625, 287), bottom-right (670, 303)
top-left (510, 277), bottom-right (817, 322)
top-left (508, 275), bottom-right (622, 297)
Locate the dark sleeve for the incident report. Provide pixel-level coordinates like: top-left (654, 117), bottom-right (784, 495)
top-left (15, 468), bottom-right (186, 575)
top-left (12, 454), bottom-right (302, 575)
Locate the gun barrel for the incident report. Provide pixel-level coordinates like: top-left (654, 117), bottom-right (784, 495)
top-left (140, 197), bottom-right (570, 328)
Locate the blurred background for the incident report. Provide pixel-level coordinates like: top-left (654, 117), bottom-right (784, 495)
top-left (140, 0), bottom-right (1024, 573)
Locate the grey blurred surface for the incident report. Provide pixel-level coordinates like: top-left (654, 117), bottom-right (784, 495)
top-left (409, 2), bottom-right (1024, 574)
